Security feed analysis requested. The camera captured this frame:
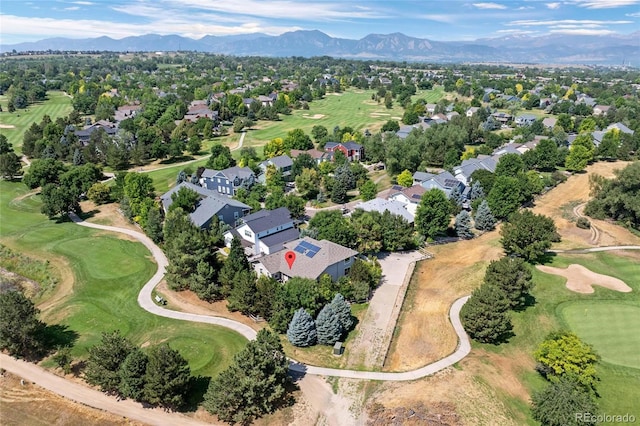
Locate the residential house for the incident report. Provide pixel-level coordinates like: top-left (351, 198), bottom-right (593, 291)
top-left (114, 104), bottom-right (141, 122)
top-left (350, 198), bottom-right (414, 223)
top-left (542, 117), bottom-right (557, 130)
top-left (290, 148), bottom-right (329, 164)
top-left (385, 184), bottom-right (426, 215)
top-left (74, 121), bottom-right (118, 145)
top-left (200, 166), bottom-right (256, 196)
top-left (514, 114), bottom-right (537, 127)
top-left (425, 103), bottom-right (437, 115)
top-left (453, 155), bottom-right (498, 187)
top-left (253, 237), bottom-right (358, 282)
top-left (257, 155), bottom-right (293, 183)
top-left (414, 170), bottom-right (464, 198)
top-left (491, 112), bottom-right (513, 124)
top-left (607, 122), bottom-right (634, 135)
top-left (466, 107), bottom-right (480, 117)
top-left (160, 182), bottom-right (250, 229)
top-left (224, 207), bottom-right (299, 256)
top-left (593, 105), bottom-right (611, 116)
top-left (324, 141), bottom-right (364, 162)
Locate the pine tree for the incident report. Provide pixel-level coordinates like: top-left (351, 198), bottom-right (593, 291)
top-left (315, 304), bottom-right (343, 346)
top-left (176, 170), bottom-right (187, 184)
top-left (470, 182), bottom-right (484, 200)
top-left (84, 330), bottom-right (135, 393)
top-left (449, 185), bottom-right (464, 207)
top-left (0, 291), bottom-right (47, 360)
top-left (484, 257), bottom-right (533, 309)
top-left (143, 205), bottom-right (164, 243)
top-left (286, 308), bottom-right (317, 347)
top-left (142, 344), bottom-right (191, 410)
top-left (227, 269), bottom-right (258, 314)
top-left (219, 236), bottom-right (251, 296)
top-left (455, 210), bottom-right (474, 239)
top-left (329, 293), bottom-right (353, 332)
top-left (72, 148), bottom-right (85, 166)
top-left (474, 199), bottom-right (497, 231)
top-left (118, 348), bottom-right (148, 401)
top-left (460, 284), bottom-right (512, 344)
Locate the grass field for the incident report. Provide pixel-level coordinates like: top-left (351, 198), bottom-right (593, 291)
top-left (0, 91), bottom-right (73, 152)
top-left (508, 251), bottom-right (640, 422)
top-left (0, 181), bottom-right (247, 378)
top-left (560, 302), bottom-right (640, 369)
top-left (146, 88), bottom-right (443, 194)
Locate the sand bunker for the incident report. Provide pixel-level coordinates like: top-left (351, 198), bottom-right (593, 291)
top-left (302, 114), bottom-right (325, 119)
top-left (0, 124), bottom-right (16, 129)
top-left (536, 264), bottom-right (632, 294)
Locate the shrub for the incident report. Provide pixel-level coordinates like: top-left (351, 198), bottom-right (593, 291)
top-left (576, 217), bottom-right (591, 229)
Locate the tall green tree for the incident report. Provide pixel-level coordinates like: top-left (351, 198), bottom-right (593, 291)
top-left (460, 284), bottom-right (512, 344)
top-left (169, 186), bottom-right (200, 213)
top-left (455, 210), bottom-right (474, 239)
top-left (329, 293), bottom-right (353, 333)
top-left (40, 183), bottom-right (80, 219)
top-left (415, 189), bottom-right (451, 239)
top-left (315, 304), bottom-right (343, 346)
top-left (531, 378), bottom-right (598, 426)
top-left (118, 348), bottom-right (148, 401)
top-left (22, 158), bottom-right (66, 189)
top-left (500, 210), bottom-right (558, 262)
top-left (487, 176), bottom-right (524, 220)
top-left (85, 330), bottom-right (135, 393)
top-left (219, 236), bottom-right (251, 295)
top-left (474, 199), bottom-right (496, 231)
top-left (0, 291), bottom-right (47, 360)
top-left (396, 169), bottom-right (414, 187)
top-left (142, 344), bottom-right (191, 410)
top-left (484, 257), bottom-right (533, 309)
top-left (286, 308), bottom-right (318, 347)
top-left (203, 329), bottom-right (290, 424)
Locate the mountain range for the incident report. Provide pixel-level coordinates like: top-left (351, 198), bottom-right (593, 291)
top-left (3, 30), bottom-right (639, 66)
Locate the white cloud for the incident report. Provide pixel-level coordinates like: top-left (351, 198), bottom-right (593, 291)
top-left (508, 19), bottom-right (633, 26)
top-left (568, 0), bottom-right (640, 8)
top-left (546, 2), bottom-right (561, 9)
top-left (0, 14), bottom-right (301, 42)
top-left (626, 12), bottom-right (640, 17)
top-left (73, 1), bottom-right (95, 4)
top-left (419, 14), bottom-right (458, 24)
top-left (64, 6), bottom-right (80, 11)
top-left (472, 2), bottom-right (508, 9)
top-left (549, 28), bottom-right (617, 35)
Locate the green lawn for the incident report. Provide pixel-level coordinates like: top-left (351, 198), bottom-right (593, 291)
top-left (146, 88), bottom-right (444, 194)
top-left (560, 302), bottom-right (640, 369)
top-left (0, 181), bottom-right (247, 378)
top-left (485, 251), bottom-right (640, 424)
top-left (0, 91), bottom-right (73, 153)
top-left (243, 87), bottom-right (444, 152)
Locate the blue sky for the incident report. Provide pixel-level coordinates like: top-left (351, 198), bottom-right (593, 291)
top-left (1, 0), bottom-right (639, 45)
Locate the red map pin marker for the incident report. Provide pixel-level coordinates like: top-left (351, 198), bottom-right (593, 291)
top-left (285, 251), bottom-right (296, 269)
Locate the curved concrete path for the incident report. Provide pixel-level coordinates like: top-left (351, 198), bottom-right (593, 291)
top-left (67, 212), bottom-right (470, 381)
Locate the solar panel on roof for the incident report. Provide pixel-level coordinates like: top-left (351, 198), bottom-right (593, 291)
top-left (306, 250), bottom-right (317, 258)
top-left (298, 241), bottom-right (311, 250)
top-left (306, 242), bottom-right (321, 252)
top-left (294, 246), bottom-right (305, 254)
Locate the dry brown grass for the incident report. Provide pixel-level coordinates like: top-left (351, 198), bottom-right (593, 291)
top-left (385, 231), bottom-right (503, 372)
top-left (532, 161), bottom-right (640, 249)
top-left (0, 372), bottom-right (146, 426)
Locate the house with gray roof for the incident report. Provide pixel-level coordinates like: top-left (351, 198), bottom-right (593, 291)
top-left (74, 121), bottom-right (118, 145)
top-left (200, 166), bottom-right (256, 196)
top-left (253, 237), bottom-right (358, 282)
top-left (453, 155), bottom-right (498, 187)
top-left (257, 155), bottom-right (293, 183)
top-left (385, 184), bottom-right (426, 215)
top-left (417, 170), bottom-right (464, 198)
top-left (160, 182), bottom-right (251, 229)
top-left (350, 198), bottom-right (414, 223)
top-left (223, 207), bottom-right (299, 256)
top-left (515, 114), bottom-right (537, 127)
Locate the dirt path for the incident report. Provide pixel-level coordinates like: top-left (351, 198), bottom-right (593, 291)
top-left (573, 202), bottom-right (600, 245)
top-left (0, 355), bottom-right (211, 426)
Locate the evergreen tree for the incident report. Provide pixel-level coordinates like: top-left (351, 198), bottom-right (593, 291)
top-left (143, 205), bottom-right (164, 243)
top-left (449, 185), bottom-right (465, 208)
top-left (315, 304), bottom-right (343, 345)
top-left (72, 148), bottom-right (85, 166)
top-left (118, 348), bottom-right (148, 401)
top-left (470, 182), bottom-right (484, 200)
top-left (460, 284), bottom-right (512, 344)
top-left (85, 330), bottom-right (135, 393)
top-left (474, 199), bottom-right (497, 231)
top-left (531, 378), bottom-right (598, 426)
top-left (203, 329), bottom-right (290, 424)
top-left (286, 308), bottom-right (317, 347)
top-left (501, 210), bottom-right (558, 262)
top-left (176, 170), bottom-right (187, 184)
top-left (455, 210), bottom-right (474, 239)
top-left (0, 291), bottom-right (47, 360)
top-left (219, 236), bottom-right (251, 296)
top-left (227, 269), bottom-right (258, 314)
top-left (142, 344), bottom-right (191, 410)
top-left (329, 293), bottom-right (353, 332)
top-left (484, 257), bottom-right (533, 309)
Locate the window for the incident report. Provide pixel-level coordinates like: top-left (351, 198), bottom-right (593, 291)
top-left (344, 257), bottom-right (351, 265)
top-left (244, 230), bottom-right (252, 237)
top-left (218, 215), bottom-right (224, 221)
top-left (234, 211), bottom-right (240, 219)
top-left (344, 267), bottom-right (350, 275)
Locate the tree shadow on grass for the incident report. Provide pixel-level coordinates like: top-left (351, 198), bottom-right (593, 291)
top-left (41, 323), bottom-right (79, 352)
top-left (182, 375), bottom-right (211, 412)
top-left (159, 155), bottom-right (195, 165)
top-left (537, 251), bottom-right (558, 265)
top-left (77, 209), bottom-right (99, 221)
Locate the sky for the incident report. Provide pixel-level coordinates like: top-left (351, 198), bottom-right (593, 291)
top-left (1, 0), bottom-right (639, 45)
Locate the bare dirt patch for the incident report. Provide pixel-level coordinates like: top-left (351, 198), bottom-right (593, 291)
top-left (532, 161), bottom-right (640, 249)
top-left (536, 264), bottom-right (632, 294)
top-left (0, 371), bottom-right (145, 426)
top-left (0, 124), bottom-right (16, 129)
top-left (385, 231), bottom-right (503, 372)
top-left (301, 113), bottom-right (326, 119)
top-left (80, 201), bottom-right (141, 238)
